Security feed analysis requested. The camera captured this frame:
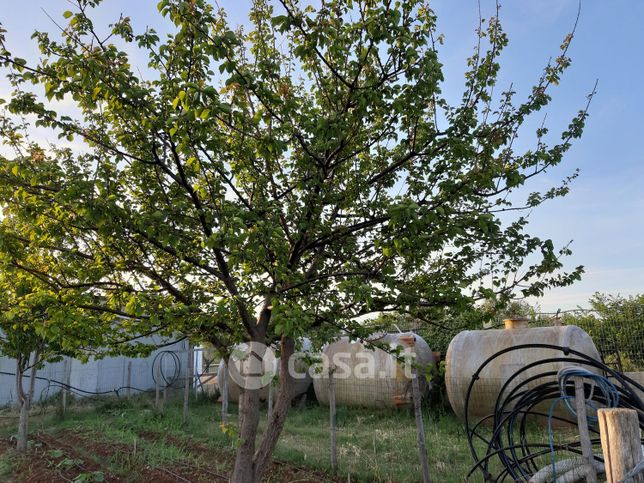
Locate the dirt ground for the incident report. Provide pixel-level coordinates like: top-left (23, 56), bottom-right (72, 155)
top-left (0, 429), bottom-right (333, 482)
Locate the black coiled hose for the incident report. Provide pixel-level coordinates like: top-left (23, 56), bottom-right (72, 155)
top-left (464, 344), bottom-right (644, 482)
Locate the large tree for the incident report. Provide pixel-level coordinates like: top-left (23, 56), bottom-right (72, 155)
top-left (0, 1), bottom-right (590, 480)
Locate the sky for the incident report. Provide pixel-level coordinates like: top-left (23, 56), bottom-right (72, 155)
top-left (0, 1), bottom-right (642, 312)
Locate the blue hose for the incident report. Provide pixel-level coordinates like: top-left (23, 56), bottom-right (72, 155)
top-left (548, 366), bottom-right (620, 482)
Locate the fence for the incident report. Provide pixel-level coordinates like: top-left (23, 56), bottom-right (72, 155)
top-left (524, 309), bottom-right (643, 372)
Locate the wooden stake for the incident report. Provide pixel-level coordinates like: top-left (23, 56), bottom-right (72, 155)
top-left (194, 348), bottom-right (200, 397)
top-left (62, 358), bottom-right (71, 415)
top-left (183, 345), bottom-right (193, 424)
top-left (267, 380), bottom-right (274, 418)
top-left (126, 361), bottom-right (132, 400)
top-left (412, 366), bottom-right (431, 483)
top-left (598, 408), bottom-right (643, 483)
top-left (155, 363), bottom-right (160, 410)
top-left (574, 377), bottom-right (597, 483)
top-left (329, 366), bottom-right (337, 474)
top-left (221, 361), bottom-right (229, 424)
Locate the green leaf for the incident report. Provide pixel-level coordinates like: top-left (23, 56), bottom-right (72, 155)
top-left (63, 11), bottom-right (73, 19)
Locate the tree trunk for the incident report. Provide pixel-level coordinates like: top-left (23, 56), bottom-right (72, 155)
top-left (230, 337), bottom-right (297, 483)
top-left (231, 384), bottom-right (262, 482)
top-left (16, 351), bottom-right (39, 452)
top-left (15, 355), bottom-right (28, 452)
top-left (252, 338), bottom-right (296, 481)
top-left (230, 336), bottom-right (267, 483)
top-left (17, 396), bottom-right (30, 452)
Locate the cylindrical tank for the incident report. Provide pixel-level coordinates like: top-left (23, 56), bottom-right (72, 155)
top-left (313, 332), bottom-right (435, 408)
top-left (445, 321), bottom-right (601, 421)
top-left (217, 339), bottom-right (312, 403)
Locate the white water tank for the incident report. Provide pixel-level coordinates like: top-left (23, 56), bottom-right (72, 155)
top-left (217, 339), bottom-right (312, 403)
top-left (313, 332), bottom-right (435, 408)
top-left (445, 320), bottom-right (601, 421)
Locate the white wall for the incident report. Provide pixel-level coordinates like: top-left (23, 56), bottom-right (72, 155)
top-left (0, 355), bottom-right (67, 407)
top-left (0, 337), bottom-right (189, 407)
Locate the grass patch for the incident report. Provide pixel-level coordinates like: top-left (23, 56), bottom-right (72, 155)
top-left (0, 448), bottom-right (19, 479)
top-left (268, 404), bottom-right (486, 481)
top-left (0, 392), bottom-right (573, 482)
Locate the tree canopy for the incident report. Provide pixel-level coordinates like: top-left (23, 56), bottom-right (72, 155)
top-left (0, 0), bottom-right (591, 480)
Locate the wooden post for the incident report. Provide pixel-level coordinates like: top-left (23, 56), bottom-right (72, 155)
top-left (193, 348), bottom-right (200, 397)
top-left (329, 366), bottom-right (337, 474)
top-left (62, 358), bottom-right (71, 415)
top-left (126, 361), bottom-right (132, 400)
top-left (221, 361), bottom-right (229, 424)
top-left (155, 362), bottom-right (160, 410)
top-left (574, 377), bottom-right (597, 482)
top-left (183, 345), bottom-right (193, 424)
top-left (598, 408), bottom-right (643, 483)
top-left (412, 366), bottom-right (431, 483)
top-left (267, 380), bottom-right (274, 418)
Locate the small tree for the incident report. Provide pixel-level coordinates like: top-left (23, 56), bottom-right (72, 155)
top-left (0, 190), bottom-right (139, 451)
top-left (0, 283), bottom-right (47, 451)
top-left (0, 1), bottom-right (591, 479)
top-left (0, 273), bottom-right (75, 451)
